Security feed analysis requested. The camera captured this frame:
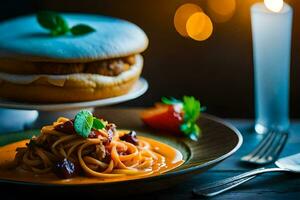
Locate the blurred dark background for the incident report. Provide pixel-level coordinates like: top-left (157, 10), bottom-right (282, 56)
top-left (0, 0), bottom-right (299, 118)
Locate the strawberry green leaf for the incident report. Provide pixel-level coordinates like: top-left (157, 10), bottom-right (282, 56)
top-left (181, 96), bottom-right (201, 140)
top-left (189, 132), bottom-right (199, 141)
top-left (180, 122), bottom-right (201, 141)
top-left (161, 97), bottom-right (181, 105)
top-left (183, 96), bottom-right (200, 123)
top-left (161, 95), bottom-right (202, 141)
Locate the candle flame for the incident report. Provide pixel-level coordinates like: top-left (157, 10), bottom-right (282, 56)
top-left (264, 0), bottom-right (284, 12)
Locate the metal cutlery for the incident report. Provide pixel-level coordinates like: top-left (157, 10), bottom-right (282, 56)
top-left (241, 131), bottom-right (288, 165)
top-left (193, 153), bottom-right (300, 197)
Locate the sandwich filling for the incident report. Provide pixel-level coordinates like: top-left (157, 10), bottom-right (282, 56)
top-left (0, 55), bottom-right (142, 88)
top-left (0, 55), bottom-right (135, 76)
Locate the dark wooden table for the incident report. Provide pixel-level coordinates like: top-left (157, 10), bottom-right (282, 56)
top-left (1, 108), bottom-right (300, 200)
top-left (146, 119), bottom-right (300, 200)
top-left (100, 109), bottom-right (300, 199)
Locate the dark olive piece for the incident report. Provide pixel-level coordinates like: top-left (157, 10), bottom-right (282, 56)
top-left (54, 120), bottom-right (75, 134)
top-left (53, 158), bottom-right (78, 179)
top-left (120, 131), bottom-right (139, 145)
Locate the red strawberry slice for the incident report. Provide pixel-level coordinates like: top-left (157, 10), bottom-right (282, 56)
top-left (141, 104), bottom-right (183, 134)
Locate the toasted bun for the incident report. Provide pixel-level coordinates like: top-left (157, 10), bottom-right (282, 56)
top-left (0, 55), bottom-right (143, 103)
top-left (0, 14), bottom-right (148, 62)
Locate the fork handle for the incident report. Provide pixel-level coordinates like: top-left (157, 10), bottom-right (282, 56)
top-left (193, 167), bottom-right (287, 197)
top-left (193, 175), bottom-right (257, 197)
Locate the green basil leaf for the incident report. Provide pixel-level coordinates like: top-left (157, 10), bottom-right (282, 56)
top-left (92, 118), bottom-right (105, 130)
top-left (37, 11), bottom-right (59, 30)
top-left (37, 11), bottom-right (70, 36)
top-left (52, 15), bottom-right (69, 35)
top-left (37, 11), bottom-right (95, 37)
top-left (74, 110), bottom-right (94, 138)
top-left (70, 24), bottom-right (96, 36)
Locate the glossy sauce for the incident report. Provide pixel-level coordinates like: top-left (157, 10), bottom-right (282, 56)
top-left (0, 136), bottom-right (184, 184)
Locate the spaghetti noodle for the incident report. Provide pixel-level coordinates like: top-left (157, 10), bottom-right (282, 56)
top-left (14, 117), bottom-right (169, 179)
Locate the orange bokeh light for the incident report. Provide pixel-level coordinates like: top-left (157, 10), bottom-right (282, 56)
top-left (174, 3), bottom-right (202, 37)
top-left (207, 0), bottom-right (236, 23)
top-left (186, 12), bottom-right (213, 41)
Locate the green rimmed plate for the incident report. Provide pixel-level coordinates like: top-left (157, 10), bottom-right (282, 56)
top-left (0, 109), bottom-right (242, 196)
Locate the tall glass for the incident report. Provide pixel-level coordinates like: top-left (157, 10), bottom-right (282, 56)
top-left (251, 3), bottom-right (293, 134)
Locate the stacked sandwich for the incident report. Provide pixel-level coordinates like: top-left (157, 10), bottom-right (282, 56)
top-left (0, 14), bottom-right (148, 102)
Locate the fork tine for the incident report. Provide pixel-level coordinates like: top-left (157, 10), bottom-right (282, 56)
top-left (241, 131), bottom-right (274, 162)
top-left (241, 131), bottom-right (276, 162)
top-left (248, 131), bottom-right (277, 162)
top-left (255, 132), bottom-right (285, 164)
top-left (266, 133), bottom-right (288, 162)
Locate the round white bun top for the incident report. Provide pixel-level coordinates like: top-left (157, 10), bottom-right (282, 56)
top-left (0, 14), bottom-right (148, 62)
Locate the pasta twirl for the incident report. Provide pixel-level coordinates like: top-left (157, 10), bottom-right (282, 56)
top-left (14, 117), bottom-right (168, 179)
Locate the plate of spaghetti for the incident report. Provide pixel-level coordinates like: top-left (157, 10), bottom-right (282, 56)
top-left (0, 108), bottom-right (242, 196)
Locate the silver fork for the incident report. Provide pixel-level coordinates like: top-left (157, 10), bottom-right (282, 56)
top-left (193, 175), bottom-right (257, 197)
top-left (193, 167), bottom-right (287, 197)
top-left (192, 131), bottom-right (288, 197)
top-left (241, 131), bottom-right (288, 165)
top-left (193, 153), bottom-right (300, 197)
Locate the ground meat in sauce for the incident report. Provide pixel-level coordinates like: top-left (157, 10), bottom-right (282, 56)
top-left (93, 144), bottom-right (106, 161)
top-left (88, 123), bottom-right (116, 145)
top-left (0, 55), bottom-right (136, 76)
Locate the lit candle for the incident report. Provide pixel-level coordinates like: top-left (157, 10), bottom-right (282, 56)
top-left (251, 0), bottom-right (293, 134)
